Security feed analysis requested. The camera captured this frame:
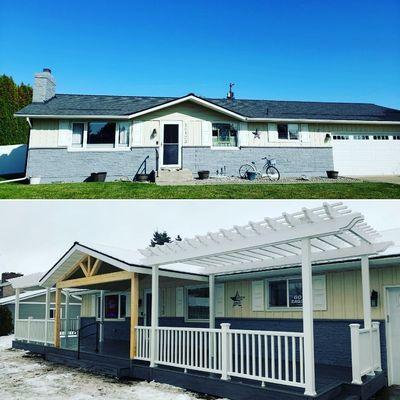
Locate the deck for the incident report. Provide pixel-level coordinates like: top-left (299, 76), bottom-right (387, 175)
top-left (12, 340), bottom-right (386, 400)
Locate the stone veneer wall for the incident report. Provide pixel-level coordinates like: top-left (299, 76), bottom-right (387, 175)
top-left (26, 146), bottom-right (334, 183)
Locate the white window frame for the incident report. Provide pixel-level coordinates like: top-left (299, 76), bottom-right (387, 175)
top-left (277, 123), bottom-right (300, 141)
top-left (96, 292), bottom-right (127, 321)
top-left (68, 121), bottom-right (131, 152)
top-left (265, 276), bottom-right (303, 311)
top-left (49, 307), bottom-right (63, 319)
top-left (185, 284), bottom-right (210, 323)
top-left (211, 121), bottom-right (240, 150)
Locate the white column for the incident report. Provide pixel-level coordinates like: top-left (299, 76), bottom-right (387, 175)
top-left (209, 274), bottom-right (215, 329)
top-left (301, 238), bottom-right (316, 397)
top-left (99, 290), bottom-right (105, 342)
top-left (65, 290), bottom-right (70, 341)
top-left (361, 256), bottom-right (374, 376)
top-left (361, 256), bottom-right (371, 329)
top-left (14, 288), bottom-right (20, 337)
top-left (150, 265), bottom-right (159, 367)
top-left (44, 288), bottom-right (50, 345)
top-left (350, 323), bottom-right (362, 384)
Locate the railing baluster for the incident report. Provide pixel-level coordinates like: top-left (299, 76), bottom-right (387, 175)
top-left (264, 334), bottom-right (269, 379)
top-left (292, 336), bottom-right (297, 383)
top-left (271, 335), bottom-right (275, 379)
top-left (300, 336), bottom-right (304, 383)
top-left (285, 335), bottom-right (289, 382)
top-left (240, 333), bottom-right (244, 374)
top-left (252, 333), bottom-right (256, 376)
top-left (258, 334), bottom-right (262, 377)
top-left (278, 335), bottom-right (282, 380)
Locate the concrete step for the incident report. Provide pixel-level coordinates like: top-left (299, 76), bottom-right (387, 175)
top-left (156, 168), bottom-right (193, 184)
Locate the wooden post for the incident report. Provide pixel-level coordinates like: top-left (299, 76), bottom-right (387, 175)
top-left (54, 287), bottom-right (61, 348)
top-left (150, 265), bottom-right (159, 367)
top-left (301, 238), bottom-right (316, 397)
top-left (130, 273), bottom-right (139, 359)
top-left (65, 290), bottom-right (70, 341)
top-left (44, 288), bottom-right (50, 345)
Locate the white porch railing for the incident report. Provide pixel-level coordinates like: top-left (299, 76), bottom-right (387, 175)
top-left (136, 324), bottom-right (305, 389)
top-left (15, 317), bottom-right (80, 344)
top-left (350, 322), bottom-right (382, 385)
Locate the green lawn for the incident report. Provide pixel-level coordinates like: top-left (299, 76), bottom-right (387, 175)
top-left (0, 181), bottom-right (399, 199)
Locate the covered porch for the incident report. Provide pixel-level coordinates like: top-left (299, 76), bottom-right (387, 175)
top-left (12, 203), bottom-right (392, 400)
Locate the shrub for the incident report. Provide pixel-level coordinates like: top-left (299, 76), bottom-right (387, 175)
top-left (0, 305), bottom-right (13, 336)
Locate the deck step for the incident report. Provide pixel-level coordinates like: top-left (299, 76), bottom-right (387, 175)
top-left (156, 168), bottom-right (193, 184)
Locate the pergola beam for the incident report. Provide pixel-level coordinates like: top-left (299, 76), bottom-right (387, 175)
top-left (57, 270), bottom-right (133, 288)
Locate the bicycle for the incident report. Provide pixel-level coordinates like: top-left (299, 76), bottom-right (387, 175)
top-left (239, 157), bottom-right (280, 181)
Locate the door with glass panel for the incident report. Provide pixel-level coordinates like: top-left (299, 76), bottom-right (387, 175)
top-left (161, 123), bottom-right (181, 167)
top-left (387, 286), bottom-right (400, 384)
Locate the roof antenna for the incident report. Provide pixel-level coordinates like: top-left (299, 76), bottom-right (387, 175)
top-left (227, 83), bottom-right (235, 100)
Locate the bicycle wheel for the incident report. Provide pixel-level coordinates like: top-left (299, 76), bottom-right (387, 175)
top-left (266, 166), bottom-right (280, 181)
top-left (239, 164), bottom-right (256, 179)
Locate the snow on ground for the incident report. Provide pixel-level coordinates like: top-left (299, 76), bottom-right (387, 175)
top-left (0, 335), bottom-right (225, 400)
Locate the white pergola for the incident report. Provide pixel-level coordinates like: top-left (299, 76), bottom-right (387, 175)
top-left (138, 202), bottom-right (392, 396)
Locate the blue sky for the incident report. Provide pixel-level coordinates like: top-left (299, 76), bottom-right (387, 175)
top-left (1, 0), bottom-right (399, 108)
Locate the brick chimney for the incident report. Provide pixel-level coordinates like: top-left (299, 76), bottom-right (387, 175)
top-left (32, 68), bottom-right (56, 102)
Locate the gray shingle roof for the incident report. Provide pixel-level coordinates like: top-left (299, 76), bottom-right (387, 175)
top-left (15, 93), bottom-right (400, 122)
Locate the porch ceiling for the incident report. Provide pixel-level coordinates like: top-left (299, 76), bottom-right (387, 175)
top-left (138, 203), bottom-right (393, 275)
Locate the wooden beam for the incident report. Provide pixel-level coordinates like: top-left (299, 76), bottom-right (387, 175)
top-left (57, 271), bottom-right (133, 289)
top-left (90, 259), bottom-right (102, 277)
top-left (130, 273), bottom-right (139, 359)
top-left (54, 288), bottom-right (61, 348)
top-left (59, 255), bottom-right (87, 282)
top-left (79, 262), bottom-right (89, 277)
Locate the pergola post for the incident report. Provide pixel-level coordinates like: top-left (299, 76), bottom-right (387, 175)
top-left (14, 288), bottom-right (20, 332)
top-left (301, 238), bottom-right (316, 397)
top-left (361, 256), bottom-right (374, 376)
top-left (54, 287), bottom-right (61, 348)
top-left (150, 265), bottom-right (159, 367)
top-left (99, 290), bottom-right (105, 343)
top-left (209, 274), bottom-right (215, 329)
top-left (44, 288), bottom-right (50, 345)
top-left (64, 290), bottom-right (70, 341)
top-left (130, 273), bottom-right (139, 359)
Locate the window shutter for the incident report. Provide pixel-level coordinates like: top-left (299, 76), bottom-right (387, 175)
top-left (313, 275), bottom-right (327, 311)
top-left (176, 287), bottom-right (184, 317)
top-left (238, 122), bottom-right (248, 147)
top-left (251, 280), bottom-right (264, 311)
top-left (201, 121), bottom-right (212, 146)
top-left (215, 283), bottom-right (225, 317)
top-left (268, 123), bottom-right (278, 142)
top-left (58, 120), bottom-right (71, 147)
top-left (300, 124), bottom-right (310, 143)
top-left (132, 121), bottom-right (143, 146)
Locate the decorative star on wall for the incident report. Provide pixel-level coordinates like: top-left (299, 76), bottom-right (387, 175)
top-left (252, 129), bottom-right (261, 139)
top-left (230, 291), bottom-right (245, 307)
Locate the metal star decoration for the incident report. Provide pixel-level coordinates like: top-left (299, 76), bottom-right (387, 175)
top-left (230, 291), bottom-right (245, 307)
top-left (252, 129), bottom-right (261, 139)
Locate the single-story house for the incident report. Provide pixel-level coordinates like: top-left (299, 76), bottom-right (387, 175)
top-left (14, 69), bottom-right (400, 183)
top-left (10, 203), bottom-right (400, 400)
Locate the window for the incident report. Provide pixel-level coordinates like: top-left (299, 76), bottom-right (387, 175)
top-left (87, 122), bottom-right (116, 147)
top-left (392, 135), bottom-right (400, 140)
top-left (212, 123), bottom-right (238, 147)
top-left (72, 123), bottom-right (84, 147)
top-left (278, 124), bottom-right (299, 140)
top-left (268, 278), bottom-right (302, 309)
top-left (186, 286), bottom-right (209, 321)
top-left (373, 135), bottom-right (389, 140)
top-left (332, 135), bottom-right (349, 140)
top-left (49, 308), bottom-right (62, 319)
top-left (97, 293), bottom-right (126, 319)
top-left (353, 135), bottom-right (369, 140)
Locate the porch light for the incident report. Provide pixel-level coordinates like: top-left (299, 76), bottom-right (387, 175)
top-left (151, 128), bottom-right (157, 138)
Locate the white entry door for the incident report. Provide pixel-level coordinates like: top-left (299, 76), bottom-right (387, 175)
top-left (160, 122), bottom-right (182, 168)
top-left (387, 286), bottom-right (400, 385)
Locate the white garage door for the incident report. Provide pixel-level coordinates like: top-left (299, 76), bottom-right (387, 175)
top-left (332, 134), bottom-right (400, 175)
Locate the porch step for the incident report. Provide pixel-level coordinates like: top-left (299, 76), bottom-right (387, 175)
top-left (156, 168), bottom-right (193, 185)
top-left (45, 352), bottom-right (130, 378)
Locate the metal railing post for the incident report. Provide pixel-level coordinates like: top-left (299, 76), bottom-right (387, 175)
top-left (350, 324), bottom-right (362, 385)
top-left (220, 323), bottom-right (231, 380)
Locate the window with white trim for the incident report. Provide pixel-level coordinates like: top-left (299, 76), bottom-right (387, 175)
top-left (278, 124), bottom-right (299, 140)
top-left (49, 308), bottom-right (63, 319)
top-left (96, 293), bottom-right (127, 319)
top-left (392, 135), bottom-right (400, 140)
top-left (72, 123), bottom-right (84, 147)
top-left (332, 135), bottom-right (349, 140)
top-left (373, 135), bottom-right (389, 140)
top-left (353, 135), bottom-right (369, 140)
top-left (212, 123), bottom-right (238, 147)
top-left (267, 278), bottom-right (302, 308)
top-left (186, 286), bottom-right (209, 321)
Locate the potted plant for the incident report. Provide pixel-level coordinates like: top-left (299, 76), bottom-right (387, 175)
top-left (198, 170), bottom-right (210, 180)
top-left (326, 170), bottom-right (339, 179)
top-left (246, 171), bottom-right (257, 181)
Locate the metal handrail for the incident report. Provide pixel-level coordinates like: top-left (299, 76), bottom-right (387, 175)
top-left (77, 321), bottom-right (102, 359)
top-left (133, 155), bottom-right (150, 180)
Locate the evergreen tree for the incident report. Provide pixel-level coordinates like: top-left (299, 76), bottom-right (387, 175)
top-left (0, 75), bottom-right (32, 145)
top-left (0, 305), bottom-right (13, 336)
top-left (150, 230), bottom-right (172, 247)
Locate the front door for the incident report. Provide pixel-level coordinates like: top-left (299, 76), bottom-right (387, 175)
top-left (387, 287), bottom-right (400, 384)
top-left (161, 123), bottom-right (181, 167)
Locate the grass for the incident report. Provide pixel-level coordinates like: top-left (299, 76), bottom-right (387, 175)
top-left (0, 181), bottom-right (399, 199)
